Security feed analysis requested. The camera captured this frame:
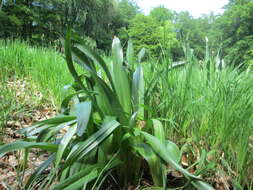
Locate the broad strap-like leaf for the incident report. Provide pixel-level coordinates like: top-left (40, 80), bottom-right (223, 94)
top-left (192, 180), bottom-right (215, 190)
top-left (152, 119), bottom-right (165, 143)
top-left (112, 37), bottom-right (123, 66)
top-left (165, 140), bottom-right (181, 163)
top-left (65, 28), bottom-right (84, 90)
top-left (36, 125), bottom-right (64, 142)
top-left (71, 33), bottom-right (115, 91)
top-left (61, 91), bottom-right (86, 114)
top-left (111, 37), bottom-right (131, 115)
top-left (75, 101), bottom-right (92, 136)
top-left (134, 143), bottom-right (165, 187)
top-left (71, 41), bottom-right (128, 124)
top-left (132, 65), bottom-right (144, 118)
top-left (51, 165), bottom-right (98, 190)
top-left (138, 48), bottom-right (146, 63)
top-left (127, 38), bottom-right (134, 67)
top-left (56, 124), bottom-right (77, 167)
top-left (64, 119), bottom-right (120, 168)
top-left (18, 116), bottom-right (76, 136)
top-left (0, 141), bottom-right (58, 157)
top-left (141, 131), bottom-right (199, 180)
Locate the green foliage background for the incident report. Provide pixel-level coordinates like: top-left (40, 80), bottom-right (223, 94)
top-left (0, 0), bottom-right (252, 66)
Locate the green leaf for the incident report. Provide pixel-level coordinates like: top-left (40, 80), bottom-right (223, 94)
top-left (132, 65), bottom-right (144, 118)
top-left (138, 48), bottom-right (146, 63)
top-left (61, 91), bottom-right (86, 114)
top-left (0, 141), bottom-right (58, 157)
top-left (152, 119), bottom-right (165, 143)
top-left (51, 166), bottom-right (98, 190)
top-left (72, 40), bottom-right (127, 124)
top-left (192, 180), bottom-right (214, 190)
top-left (165, 140), bottom-right (181, 163)
top-left (65, 29), bottom-right (84, 90)
top-left (71, 33), bottom-right (115, 90)
top-left (112, 36), bottom-right (123, 66)
top-left (141, 131), bottom-right (199, 180)
top-left (68, 32), bottom-right (127, 124)
top-left (56, 124), bottom-right (77, 167)
top-left (127, 38), bottom-right (134, 67)
top-left (111, 37), bottom-right (131, 115)
top-left (72, 45), bottom-right (96, 72)
top-left (75, 101), bottom-right (92, 136)
top-left (134, 143), bottom-right (165, 187)
top-left (18, 116), bottom-right (76, 136)
top-left (36, 126), bottom-right (63, 142)
top-left (64, 119), bottom-right (120, 168)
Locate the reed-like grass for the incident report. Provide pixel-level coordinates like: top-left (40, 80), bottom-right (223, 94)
top-left (144, 57), bottom-right (253, 189)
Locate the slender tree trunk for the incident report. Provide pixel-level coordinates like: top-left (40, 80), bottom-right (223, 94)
top-left (0, 0), bottom-right (4, 11)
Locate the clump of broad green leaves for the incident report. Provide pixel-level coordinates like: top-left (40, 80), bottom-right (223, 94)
top-left (0, 30), bottom-right (214, 190)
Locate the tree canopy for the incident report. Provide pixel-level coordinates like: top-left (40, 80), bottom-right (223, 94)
top-left (0, 0), bottom-right (252, 65)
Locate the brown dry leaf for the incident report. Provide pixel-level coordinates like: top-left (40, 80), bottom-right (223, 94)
top-left (181, 154), bottom-right (189, 167)
top-left (215, 183), bottom-right (226, 190)
top-left (0, 183), bottom-right (6, 190)
top-left (171, 171), bottom-right (183, 178)
top-left (137, 120), bottom-right (146, 129)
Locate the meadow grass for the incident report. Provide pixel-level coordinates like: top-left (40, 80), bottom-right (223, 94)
top-left (0, 40), bottom-right (74, 137)
top-left (144, 59), bottom-right (253, 188)
top-left (0, 40), bottom-right (73, 105)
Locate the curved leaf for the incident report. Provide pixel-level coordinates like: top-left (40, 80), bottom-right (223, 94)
top-left (165, 140), bottom-right (181, 163)
top-left (64, 119), bottom-right (120, 168)
top-left (0, 141), bottom-right (58, 157)
top-left (112, 37), bottom-right (131, 114)
top-left (141, 131), bottom-right (199, 180)
top-left (51, 166), bottom-right (98, 190)
top-left (152, 119), bottom-right (165, 143)
top-left (192, 180), bottom-right (215, 190)
top-left (56, 124), bottom-right (77, 167)
top-left (134, 143), bottom-right (165, 187)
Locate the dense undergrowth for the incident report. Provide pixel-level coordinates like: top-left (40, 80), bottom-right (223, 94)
top-left (0, 36), bottom-right (252, 189)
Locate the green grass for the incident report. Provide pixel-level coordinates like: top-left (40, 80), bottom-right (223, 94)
top-left (0, 40), bottom-right (73, 105)
top-left (0, 40), bottom-right (75, 139)
top-left (144, 58), bottom-right (253, 189)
